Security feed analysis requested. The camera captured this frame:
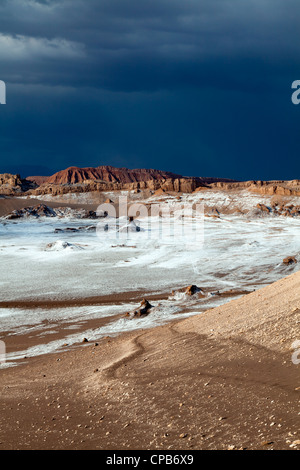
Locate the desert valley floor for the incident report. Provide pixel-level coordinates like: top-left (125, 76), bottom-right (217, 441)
top-left (0, 186), bottom-right (299, 450)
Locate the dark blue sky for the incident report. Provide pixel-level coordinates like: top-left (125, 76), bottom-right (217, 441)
top-left (0, 0), bottom-right (300, 180)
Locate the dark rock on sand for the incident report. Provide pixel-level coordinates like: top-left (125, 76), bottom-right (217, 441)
top-left (85, 210), bottom-right (98, 219)
top-left (54, 226), bottom-right (97, 233)
top-left (256, 203), bottom-right (271, 213)
top-left (118, 219), bottom-right (141, 233)
top-left (54, 227), bottom-right (78, 233)
top-left (5, 204), bottom-right (56, 219)
top-left (185, 285), bottom-right (205, 296)
top-left (79, 225), bottom-right (97, 232)
top-left (45, 240), bottom-right (84, 251)
top-left (283, 256), bottom-right (297, 265)
top-left (133, 299), bottom-right (153, 317)
top-left (256, 201), bottom-right (300, 218)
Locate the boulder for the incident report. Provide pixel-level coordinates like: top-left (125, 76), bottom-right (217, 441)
top-left (118, 219), bottom-right (141, 233)
top-left (33, 204), bottom-right (56, 217)
top-left (84, 210), bottom-right (98, 219)
top-left (133, 299), bottom-right (153, 317)
top-left (5, 204), bottom-right (56, 219)
top-left (5, 211), bottom-right (23, 220)
top-left (185, 285), bottom-right (205, 296)
top-left (207, 208), bottom-right (220, 218)
top-left (54, 227), bottom-right (79, 233)
top-left (256, 203), bottom-right (271, 213)
top-left (45, 240), bottom-right (84, 251)
top-left (283, 256), bottom-right (297, 265)
top-left (79, 225), bottom-right (97, 232)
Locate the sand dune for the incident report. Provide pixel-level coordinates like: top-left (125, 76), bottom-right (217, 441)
top-left (0, 272), bottom-right (299, 450)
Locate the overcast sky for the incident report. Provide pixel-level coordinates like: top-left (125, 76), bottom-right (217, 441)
top-left (0, 0), bottom-right (299, 180)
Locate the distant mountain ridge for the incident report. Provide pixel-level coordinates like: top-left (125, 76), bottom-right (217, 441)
top-left (2, 166), bottom-right (300, 198)
top-left (26, 165), bottom-right (236, 186)
top-left (28, 166), bottom-right (183, 185)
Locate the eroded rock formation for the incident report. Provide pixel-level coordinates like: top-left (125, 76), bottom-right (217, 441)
top-left (24, 166), bottom-right (236, 196)
top-left (0, 173), bottom-right (37, 195)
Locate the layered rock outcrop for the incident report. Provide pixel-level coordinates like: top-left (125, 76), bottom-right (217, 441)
top-left (5, 165), bottom-right (300, 199)
top-left (43, 166), bottom-right (183, 185)
top-left (0, 173), bottom-right (37, 195)
top-left (25, 166), bottom-right (237, 196)
top-left (210, 179), bottom-right (300, 197)
top-left (29, 176), bottom-right (207, 196)
top-left (255, 201), bottom-right (300, 217)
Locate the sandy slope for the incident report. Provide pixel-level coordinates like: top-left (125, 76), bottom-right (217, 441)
top-left (0, 272), bottom-right (299, 450)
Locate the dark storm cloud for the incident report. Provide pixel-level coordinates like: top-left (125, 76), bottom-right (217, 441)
top-left (1, 0), bottom-right (300, 91)
top-left (0, 0), bottom-right (300, 179)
